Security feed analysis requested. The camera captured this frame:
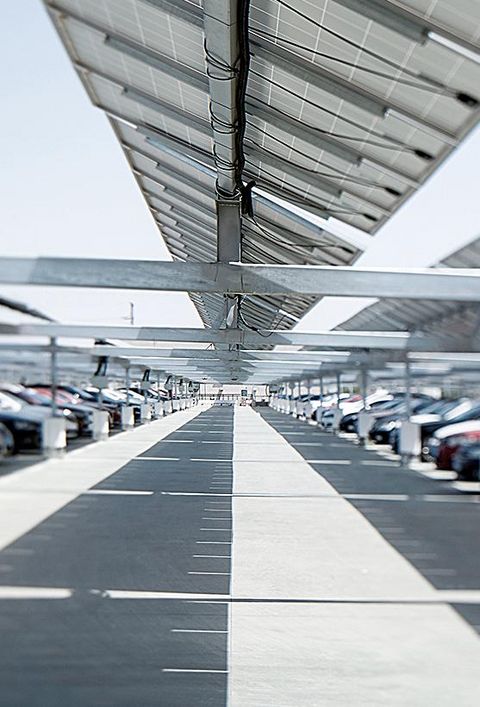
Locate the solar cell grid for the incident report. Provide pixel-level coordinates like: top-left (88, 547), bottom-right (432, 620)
top-left (44, 0), bottom-right (480, 337)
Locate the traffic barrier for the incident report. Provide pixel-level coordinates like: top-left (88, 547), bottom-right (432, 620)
top-left (92, 410), bottom-right (109, 441)
top-left (121, 406), bottom-right (135, 430)
top-left (140, 403), bottom-right (152, 422)
top-left (42, 417), bottom-right (66, 456)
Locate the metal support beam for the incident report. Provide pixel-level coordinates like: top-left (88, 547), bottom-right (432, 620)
top-left (217, 200), bottom-right (242, 263)
top-left (5, 258), bottom-right (480, 302)
top-left (1, 322), bottom-right (476, 353)
top-left (50, 336), bottom-right (58, 418)
top-left (203, 0), bottom-right (245, 263)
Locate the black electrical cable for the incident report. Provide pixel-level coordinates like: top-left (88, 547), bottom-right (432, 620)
top-left (246, 123), bottom-right (403, 195)
top-left (272, 0), bottom-right (477, 107)
top-left (246, 159), bottom-right (380, 220)
top-left (237, 295), bottom-right (274, 337)
top-left (248, 69), bottom-right (433, 159)
top-left (252, 28), bottom-right (457, 96)
top-left (245, 214), bottom-right (355, 253)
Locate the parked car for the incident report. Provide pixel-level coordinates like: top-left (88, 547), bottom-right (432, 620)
top-left (0, 422), bottom-right (15, 458)
top-left (29, 387), bottom-right (94, 435)
top-left (339, 397), bottom-right (405, 433)
top-left (1, 386), bottom-right (80, 438)
top-left (368, 397), bottom-right (435, 444)
top-left (0, 400), bottom-right (43, 452)
top-left (423, 420), bottom-right (480, 468)
top-left (452, 441), bottom-right (480, 481)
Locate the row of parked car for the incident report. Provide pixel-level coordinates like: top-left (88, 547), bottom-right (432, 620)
top-left (0, 382), bottom-right (193, 458)
top-left (272, 390), bottom-right (480, 481)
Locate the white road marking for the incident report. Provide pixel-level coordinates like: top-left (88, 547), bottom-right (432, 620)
top-left (135, 457), bottom-right (180, 461)
top-left (305, 460), bottom-right (351, 465)
top-left (188, 571), bottom-right (230, 576)
top-left (162, 669), bottom-right (228, 674)
top-left (423, 569), bottom-right (457, 576)
top-left (85, 490), bottom-right (154, 496)
top-left (202, 518), bottom-right (232, 521)
top-left (345, 494), bottom-right (410, 501)
top-left (361, 460), bottom-right (399, 466)
top-left (106, 589), bottom-right (230, 600)
top-left (161, 492), bottom-right (230, 497)
top-left (203, 509), bottom-right (231, 513)
top-left (196, 541), bottom-right (231, 545)
top-left (160, 440), bottom-right (194, 443)
top-left (200, 528), bottom-right (232, 532)
top-left (171, 629), bottom-right (227, 633)
top-left (193, 555), bottom-right (231, 559)
top-left (0, 586), bottom-right (72, 599)
top-left (2, 548), bottom-right (34, 556)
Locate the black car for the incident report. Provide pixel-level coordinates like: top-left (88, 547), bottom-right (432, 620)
top-left (0, 408), bottom-right (43, 452)
top-left (339, 398), bottom-right (406, 433)
top-left (368, 398), bottom-right (436, 445)
top-left (0, 422), bottom-right (15, 458)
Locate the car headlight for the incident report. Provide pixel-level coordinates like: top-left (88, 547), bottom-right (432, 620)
top-left (380, 421), bottom-right (396, 432)
top-left (13, 420), bottom-right (37, 431)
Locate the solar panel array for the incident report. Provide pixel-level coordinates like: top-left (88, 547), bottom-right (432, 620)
top-left (44, 0), bottom-right (480, 339)
top-left (338, 235), bottom-right (480, 342)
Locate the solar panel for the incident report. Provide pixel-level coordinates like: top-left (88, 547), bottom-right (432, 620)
top-left (338, 235), bottom-right (480, 340)
top-left (44, 0), bottom-right (480, 344)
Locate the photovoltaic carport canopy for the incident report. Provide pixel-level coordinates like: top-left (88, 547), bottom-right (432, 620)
top-left (42, 0), bottom-right (480, 338)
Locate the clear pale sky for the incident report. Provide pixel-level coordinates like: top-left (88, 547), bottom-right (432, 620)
top-left (1, 2), bottom-right (479, 330)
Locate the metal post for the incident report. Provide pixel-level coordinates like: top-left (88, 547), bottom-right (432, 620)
top-left (318, 375), bottom-right (324, 426)
top-left (405, 357), bottom-right (412, 420)
top-left (50, 336), bottom-right (58, 417)
top-left (361, 367), bottom-right (368, 408)
top-left (125, 366), bottom-right (131, 406)
top-left (336, 372), bottom-right (341, 407)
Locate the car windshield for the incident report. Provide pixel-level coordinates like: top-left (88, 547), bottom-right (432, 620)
top-left (0, 391), bottom-right (23, 412)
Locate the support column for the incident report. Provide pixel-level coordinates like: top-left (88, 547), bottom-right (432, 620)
top-left (50, 336), bottom-right (58, 419)
top-left (42, 336), bottom-right (66, 456)
top-left (121, 366), bottom-right (134, 430)
top-left (400, 356), bottom-right (420, 465)
top-left (317, 376), bottom-right (325, 426)
top-left (358, 367), bottom-right (371, 446)
top-left (333, 372), bottom-right (342, 433)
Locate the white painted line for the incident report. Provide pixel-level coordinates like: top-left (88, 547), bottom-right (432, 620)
top-left (203, 509), bottom-right (231, 513)
top-left (188, 572), bottom-right (230, 576)
top-left (202, 518), bottom-right (232, 521)
top-left (345, 494), bottom-right (409, 501)
top-left (200, 528), bottom-right (232, 532)
top-left (361, 460), bottom-right (399, 466)
top-left (106, 589), bottom-right (230, 600)
top-left (171, 629), bottom-right (227, 634)
top-left (135, 457), bottom-right (180, 461)
top-left (161, 492), bottom-right (230, 497)
top-left (85, 490), bottom-right (154, 496)
top-left (162, 669), bottom-right (228, 674)
top-left (2, 548), bottom-right (34, 556)
top-left (305, 460), bottom-right (351, 465)
top-left (202, 441), bottom-right (228, 444)
top-left (423, 569), bottom-right (457, 576)
top-left (193, 555), bottom-right (231, 558)
top-left (160, 440), bottom-right (194, 443)
top-left (0, 586), bottom-right (72, 599)
top-left (196, 541), bottom-right (231, 545)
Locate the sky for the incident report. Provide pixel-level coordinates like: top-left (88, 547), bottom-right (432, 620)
top-left (1, 1), bottom-right (479, 332)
